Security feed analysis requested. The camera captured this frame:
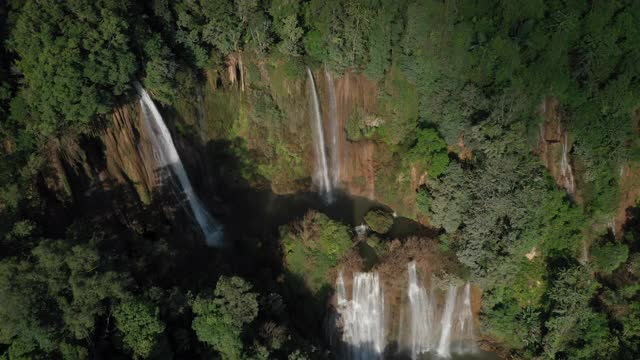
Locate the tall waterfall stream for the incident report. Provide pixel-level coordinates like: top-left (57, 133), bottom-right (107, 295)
top-left (136, 83), bottom-right (223, 246)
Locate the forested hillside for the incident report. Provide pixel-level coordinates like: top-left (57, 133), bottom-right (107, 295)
top-left (1, 1), bottom-right (639, 359)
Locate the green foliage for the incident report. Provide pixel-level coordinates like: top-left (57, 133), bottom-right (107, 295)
top-left (192, 276), bottom-right (258, 360)
top-left (363, 209), bottom-right (393, 234)
top-left (281, 211), bottom-right (351, 293)
top-left (303, 0), bottom-right (402, 72)
top-left (543, 266), bottom-right (617, 359)
top-left (345, 107), bottom-right (376, 141)
top-left (376, 69), bottom-right (419, 145)
top-left (0, 260), bottom-right (56, 354)
top-left (1, 1), bottom-right (640, 359)
top-left (621, 302), bottom-right (640, 354)
top-left (415, 188), bottom-right (430, 215)
top-left (407, 128), bottom-right (449, 178)
top-left (142, 34), bottom-right (177, 105)
top-left (9, 0), bottom-right (137, 135)
top-left (113, 298), bottom-right (165, 358)
top-left (32, 240), bottom-right (128, 339)
top-left (269, 0), bottom-right (303, 56)
top-left (592, 242), bottom-right (629, 274)
top-left (174, 0), bottom-right (240, 67)
top-left (419, 163), bottom-right (469, 233)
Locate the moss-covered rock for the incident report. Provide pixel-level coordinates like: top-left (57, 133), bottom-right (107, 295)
top-left (364, 209), bottom-right (394, 234)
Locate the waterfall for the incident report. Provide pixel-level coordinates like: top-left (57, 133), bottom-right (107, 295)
top-left (332, 264), bottom-right (478, 359)
top-left (306, 68), bottom-right (333, 201)
top-left (608, 218), bottom-right (616, 238)
top-left (136, 83), bottom-right (223, 246)
top-left (335, 272), bottom-right (386, 359)
top-left (407, 262), bottom-right (435, 359)
top-left (325, 70), bottom-right (340, 189)
top-left (455, 283), bottom-right (475, 353)
top-left (560, 133), bottom-right (575, 195)
top-left (337, 272), bottom-right (348, 306)
top-left (436, 285), bottom-right (457, 358)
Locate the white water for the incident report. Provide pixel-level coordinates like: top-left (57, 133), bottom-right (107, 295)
top-left (608, 218), bottom-right (617, 238)
top-left (336, 272), bottom-right (386, 359)
top-left (407, 262), bottom-right (435, 359)
top-left (455, 283), bottom-right (475, 354)
top-left (332, 264), bottom-right (478, 359)
top-left (325, 70), bottom-right (340, 189)
top-left (306, 68), bottom-right (333, 201)
top-left (436, 285), bottom-right (457, 358)
top-left (136, 83), bottom-right (223, 246)
top-left (337, 272), bottom-right (348, 306)
top-left (560, 133), bottom-right (576, 195)
top-left (355, 224), bottom-right (369, 240)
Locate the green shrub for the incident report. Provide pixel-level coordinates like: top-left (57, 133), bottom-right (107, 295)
top-left (364, 209), bottom-right (394, 234)
top-left (416, 187), bottom-right (430, 215)
top-left (281, 211), bottom-right (352, 293)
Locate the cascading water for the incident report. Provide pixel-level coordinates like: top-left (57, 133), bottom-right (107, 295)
top-left (337, 272), bottom-right (348, 306)
top-left (436, 285), bottom-right (457, 358)
top-left (407, 262), bottom-right (435, 359)
top-left (332, 264), bottom-right (478, 359)
top-left (325, 70), bottom-right (340, 189)
top-left (306, 68), bottom-right (333, 201)
top-left (335, 272), bottom-right (386, 360)
top-left (455, 283), bottom-right (475, 354)
top-left (136, 83), bottom-right (223, 246)
top-left (560, 133), bottom-right (575, 195)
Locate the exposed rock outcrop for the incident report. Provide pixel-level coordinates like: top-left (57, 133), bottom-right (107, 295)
top-left (102, 102), bottom-right (157, 203)
top-left (42, 102), bottom-right (158, 205)
top-left (317, 71), bottom-right (379, 199)
top-left (537, 97), bottom-right (578, 200)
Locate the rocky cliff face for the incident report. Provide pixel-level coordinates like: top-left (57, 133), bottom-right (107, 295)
top-left (103, 102), bottom-right (157, 203)
top-left (42, 62), bottom-right (421, 223)
top-left (321, 71), bottom-right (379, 199)
top-left (43, 102), bottom-right (158, 206)
top-left (538, 97), bottom-right (579, 201)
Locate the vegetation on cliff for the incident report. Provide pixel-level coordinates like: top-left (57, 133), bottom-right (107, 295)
top-left (0, 0), bottom-right (639, 359)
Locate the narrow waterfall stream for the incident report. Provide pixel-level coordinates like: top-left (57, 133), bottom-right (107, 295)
top-left (306, 68), bottom-right (333, 201)
top-left (325, 70), bottom-right (340, 189)
top-left (437, 286), bottom-right (458, 358)
top-left (560, 133), bottom-right (576, 195)
top-left (408, 262), bottom-right (435, 358)
top-left (456, 283), bottom-right (475, 354)
top-left (336, 272), bottom-right (386, 359)
top-left (136, 83), bottom-right (223, 246)
top-left (404, 262), bottom-right (478, 359)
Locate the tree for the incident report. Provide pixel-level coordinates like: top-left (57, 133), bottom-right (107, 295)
top-left (269, 0), bottom-right (302, 56)
top-left (31, 240), bottom-right (128, 340)
top-left (9, 0), bottom-right (137, 134)
top-left (592, 243), bottom-right (629, 274)
top-left (192, 276), bottom-right (258, 360)
top-left (113, 298), bottom-right (165, 358)
top-left (542, 265), bottom-right (618, 359)
top-left (142, 34), bottom-right (177, 105)
top-left (420, 163), bottom-right (470, 233)
top-left (0, 260), bottom-right (57, 356)
top-left (407, 128), bottom-right (449, 178)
